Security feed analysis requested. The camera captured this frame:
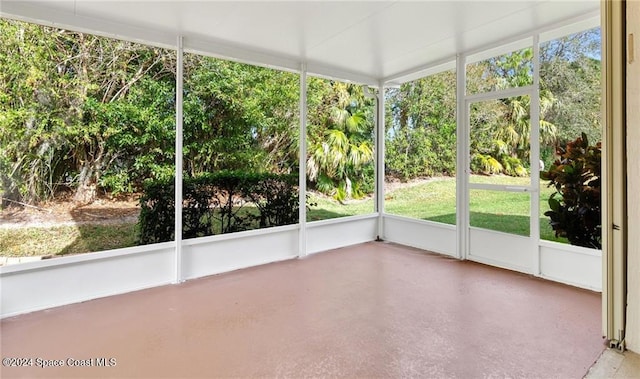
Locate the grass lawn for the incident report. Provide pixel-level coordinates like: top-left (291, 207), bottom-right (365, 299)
top-left (306, 195), bottom-right (374, 221)
top-left (313, 175), bottom-right (567, 243)
top-left (0, 175), bottom-right (568, 258)
top-left (0, 223), bottom-right (138, 258)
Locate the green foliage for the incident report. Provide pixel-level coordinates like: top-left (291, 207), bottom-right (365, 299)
top-left (0, 18), bottom-right (602, 212)
top-left (541, 133), bottom-right (601, 249)
top-left (137, 171), bottom-right (301, 244)
top-left (307, 80), bottom-right (375, 201)
top-left (0, 19), bottom-right (176, 204)
top-left (385, 70), bottom-right (457, 180)
top-left (183, 56), bottom-right (300, 176)
top-left (468, 49), bottom-right (556, 176)
top-left (541, 28), bottom-right (602, 147)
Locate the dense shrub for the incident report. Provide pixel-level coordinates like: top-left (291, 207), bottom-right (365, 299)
top-left (541, 133), bottom-right (601, 249)
top-left (138, 171), bottom-right (300, 244)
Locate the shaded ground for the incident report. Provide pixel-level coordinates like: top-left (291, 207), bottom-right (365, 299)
top-left (0, 178), bottom-right (441, 228)
top-left (0, 196), bottom-right (141, 263)
top-left (0, 196), bottom-right (139, 229)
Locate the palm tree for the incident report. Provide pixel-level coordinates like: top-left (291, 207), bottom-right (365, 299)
top-left (307, 82), bottom-right (374, 201)
top-left (470, 48), bottom-right (558, 176)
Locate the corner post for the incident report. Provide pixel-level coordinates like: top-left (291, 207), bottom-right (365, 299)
top-left (174, 35), bottom-right (184, 283)
top-left (298, 63), bottom-right (308, 257)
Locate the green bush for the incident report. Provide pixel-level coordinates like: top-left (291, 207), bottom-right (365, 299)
top-left (138, 171), bottom-right (300, 244)
top-left (541, 133), bottom-right (601, 249)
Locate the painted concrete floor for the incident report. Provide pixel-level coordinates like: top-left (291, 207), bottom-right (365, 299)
top-left (1, 242), bottom-right (605, 378)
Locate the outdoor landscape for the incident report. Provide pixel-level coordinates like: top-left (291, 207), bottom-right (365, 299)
top-left (0, 19), bottom-right (602, 261)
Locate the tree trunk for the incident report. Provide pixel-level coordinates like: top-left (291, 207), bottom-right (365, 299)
top-left (73, 163), bottom-right (96, 203)
top-left (0, 171), bottom-right (20, 208)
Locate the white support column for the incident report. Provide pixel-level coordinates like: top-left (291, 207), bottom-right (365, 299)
top-left (298, 63), bottom-right (308, 257)
top-left (174, 36), bottom-right (184, 283)
top-left (376, 81), bottom-right (386, 240)
top-left (531, 34), bottom-right (542, 276)
top-left (456, 54), bottom-right (468, 260)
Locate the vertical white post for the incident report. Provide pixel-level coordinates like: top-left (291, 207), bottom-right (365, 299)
top-left (456, 54), bottom-right (468, 260)
top-left (531, 35), bottom-right (541, 276)
top-left (298, 63), bottom-right (308, 257)
top-left (174, 36), bottom-right (184, 283)
top-left (376, 81), bottom-right (386, 240)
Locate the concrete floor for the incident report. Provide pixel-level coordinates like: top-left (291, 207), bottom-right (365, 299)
top-left (1, 242), bottom-right (605, 378)
top-left (586, 349), bottom-right (640, 378)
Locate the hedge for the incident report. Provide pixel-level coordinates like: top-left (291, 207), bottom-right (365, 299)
top-left (138, 171), bottom-right (300, 244)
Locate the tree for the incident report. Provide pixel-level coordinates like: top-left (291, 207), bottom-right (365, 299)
top-left (385, 70), bottom-right (457, 180)
top-left (307, 80), bottom-right (375, 200)
top-left (468, 48), bottom-right (558, 176)
top-left (182, 56), bottom-right (299, 176)
top-left (540, 28), bottom-right (601, 149)
top-left (0, 19), bottom-right (176, 204)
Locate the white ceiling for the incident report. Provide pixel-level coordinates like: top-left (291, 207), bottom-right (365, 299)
top-left (1, 1), bottom-right (600, 84)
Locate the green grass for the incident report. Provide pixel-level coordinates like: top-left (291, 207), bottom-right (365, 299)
top-left (385, 179), bottom-right (456, 222)
top-left (0, 223), bottom-right (138, 258)
top-left (307, 195), bottom-right (374, 221)
top-left (0, 175), bottom-right (568, 258)
top-left (310, 175), bottom-right (567, 243)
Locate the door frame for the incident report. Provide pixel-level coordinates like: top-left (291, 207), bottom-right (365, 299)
top-left (458, 36), bottom-right (542, 275)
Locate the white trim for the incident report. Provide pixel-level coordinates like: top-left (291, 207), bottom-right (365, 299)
top-left (0, 242), bottom-right (175, 275)
top-left (469, 226), bottom-right (529, 239)
top-left (0, 1), bottom-right (176, 49)
top-left (305, 62), bottom-right (379, 88)
top-left (376, 81), bottom-right (385, 239)
top-left (466, 37), bottom-right (533, 66)
top-left (464, 11), bottom-right (599, 65)
top-left (531, 33), bottom-right (542, 276)
top-left (468, 183), bottom-right (534, 192)
top-left (299, 64), bottom-right (308, 257)
top-left (539, 14), bottom-right (600, 44)
top-left (539, 240), bottom-right (602, 257)
top-left (307, 213), bottom-right (378, 228)
top-left (1, 2), bottom-right (599, 89)
top-left (383, 56), bottom-right (457, 86)
top-left (306, 215), bottom-right (377, 254)
top-left (465, 85), bottom-right (536, 102)
top-left (539, 243), bottom-right (602, 291)
top-left (383, 213), bottom-right (456, 231)
top-left (1, 244), bottom-right (175, 318)
top-left (468, 227), bottom-right (532, 273)
top-left (456, 54), bottom-right (467, 260)
top-left (184, 37), bottom-right (300, 75)
top-left (174, 36), bottom-right (184, 283)
top-left (0, 2), bottom-right (378, 86)
top-left (181, 228), bottom-right (298, 281)
top-left (181, 224), bottom-right (300, 246)
top-left (383, 215), bottom-right (457, 257)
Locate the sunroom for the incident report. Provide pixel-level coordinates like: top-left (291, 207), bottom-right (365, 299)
top-left (1, 0), bottom-right (638, 377)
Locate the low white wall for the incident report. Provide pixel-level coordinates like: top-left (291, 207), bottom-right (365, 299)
top-left (383, 214), bottom-right (457, 257)
top-left (468, 228), bottom-right (532, 274)
top-left (182, 225), bottom-right (298, 280)
top-left (539, 241), bottom-right (601, 291)
top-left (0, 214), bottom-right (603, 318)
top-left (0, 243), bottom-right (175, 318)
top-left (0, 217), bottom-right (379, 318)
top-left (384, 216), bottom-right (601, 291)
top-left (306, 214), bottom-right (378, 254)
